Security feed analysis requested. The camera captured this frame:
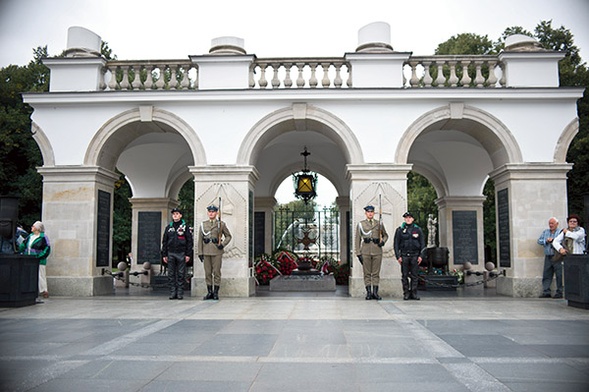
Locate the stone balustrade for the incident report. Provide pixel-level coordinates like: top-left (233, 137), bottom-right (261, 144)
top-left (102, 60), bottom-right (198, 91)
top-left (403, 55), bottom-right (505, 88)
top-left (100, 55), bottom-right (508, 91)
top-left (249, 58), bottom-right (351, 89)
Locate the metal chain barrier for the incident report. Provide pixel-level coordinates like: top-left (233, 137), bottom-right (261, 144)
top-left (418, 269), bottom-right (506, 289)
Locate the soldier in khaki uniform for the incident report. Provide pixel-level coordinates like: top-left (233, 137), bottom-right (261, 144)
top-left (355, 205), bottom-right (388, 300)
top-left (197, 205), bottom-right (232, 300)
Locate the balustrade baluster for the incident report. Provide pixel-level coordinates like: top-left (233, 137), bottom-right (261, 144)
top-left (460, 60), bottom-right (472, 87)
top-left (120, 66), bottom-right (130, 90)
top-left (309, 63), bottom-right (318, 88)
top-left (321, 63), bottom-right (331, 88)
top-left (474, 61), bottom-right (485, 87)
top-left (499, 63), bottom-right (506, 87)
top-left (448, 61), bottom-right (459, 87)
top-left (271, 63), bottom-right (281, 89)
top-left (334, 64), bottom-right (343, 88)
top-left (409, 61), bottom-right (420, 87)
top-left (180, 66), bottom-right (190, 89)
top-left (154, 66), bottom-right (165, 90)
top-left (435, 62), bottom-right (445, 87)
top-left (131, 65), bottom-right (142, 90)
top-left (284, 63), bottom-right (293, 88)
top-left (296, 63), bottom-right (305, 88)
top-left (169, 66), bottom-right (178, 90)
top-left (422, 61), bottom-right (433, 87)
top-left (107, 66), bottom-right (119, 90)
top-left (258, 63), bottom-right (268, 89)
top-left (486, 60), bottom-right (498, 87)
top-left (249, 64), bottom-right (256, 88)
top-left (144, 65), bottom-right (154, 89)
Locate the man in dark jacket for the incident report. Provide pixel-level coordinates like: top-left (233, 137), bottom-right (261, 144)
top-left (161, 208), bottom-right (193, 300)
top-left (394, 212), bottom-right (425, 300)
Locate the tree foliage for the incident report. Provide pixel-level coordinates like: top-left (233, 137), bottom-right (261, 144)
top-left (0, 46), bottom-right (49, 226)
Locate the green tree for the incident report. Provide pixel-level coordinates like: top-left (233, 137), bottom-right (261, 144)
top-left (0, 46), bottom-right (49, 225)
top-left (434, 33), bottom-right (495, 55)
top-left (407, 172), bottom-right (438, 236)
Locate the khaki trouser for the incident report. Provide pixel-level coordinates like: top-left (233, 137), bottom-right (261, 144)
top-left (203, 254), bottom-right (223, 286)
top-left (362, 254), bottom-right (382, 286)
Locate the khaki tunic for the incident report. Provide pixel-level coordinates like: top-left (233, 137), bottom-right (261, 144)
top-left (198, 219), bottom-right (232, 286)
top-left (198, 220), bottom-right (232, 256)
top-left (355, 219), bottom-right (389, 286)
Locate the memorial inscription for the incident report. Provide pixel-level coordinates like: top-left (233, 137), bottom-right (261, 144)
top-left (138, 211), bottom-right (162, 265)
top-left (497, 189), bottom-right (511, 268)
top-left (96, 190), bottom-right (110, 267)
top-left (452, 210), bottom-right (478, 264)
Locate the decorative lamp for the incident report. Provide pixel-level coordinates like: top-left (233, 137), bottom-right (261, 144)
top-left (292, 147), bottom-right (318, 204)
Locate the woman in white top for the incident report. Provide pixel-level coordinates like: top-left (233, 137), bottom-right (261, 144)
top-left (553, 214), bottom-right (586, 256)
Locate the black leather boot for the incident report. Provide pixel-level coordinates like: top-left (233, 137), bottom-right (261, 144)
top-left (213, 285), bottom-right (220, 300)
top-left (365, 286), bottom-right (372, 300)
top-left (410, 290), bottom-right (420, 300)
top-left (203, 285), bottom-right (213, 300)
top-left (372, 285), bottom-right (382, 300)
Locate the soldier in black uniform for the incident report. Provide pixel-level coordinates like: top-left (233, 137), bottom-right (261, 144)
top-left (394, 211), bottom-right (425, 300)
top-left (161, 208), bottom-right (193, 300)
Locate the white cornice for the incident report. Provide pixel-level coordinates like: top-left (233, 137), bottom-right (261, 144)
top-left (22, 87), bottom-right (585, 106)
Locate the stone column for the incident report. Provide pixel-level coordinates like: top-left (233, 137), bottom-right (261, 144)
top-left (190, 165), bottom-right (259, 297)
top-left (489, 163), bottom-right (571, 297)
top-left (128, 198), bottom-right (179, 286)
top-left (346, 164), bottom-right (412, 298)
top-left (254, 196), bottom-right (277, 256)
top-left (37, 166), bottom-right (120, 296)
top-left (436, 196), bottom-right (486, 269)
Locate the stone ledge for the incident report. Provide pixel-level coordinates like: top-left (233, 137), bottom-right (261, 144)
top-left (269, 274), bottom-right (336, 292)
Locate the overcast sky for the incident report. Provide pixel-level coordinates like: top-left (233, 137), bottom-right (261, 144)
top-left (1, 0), bottom-right (588, 67)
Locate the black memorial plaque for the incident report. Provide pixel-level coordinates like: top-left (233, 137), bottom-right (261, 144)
top-left (497, 188), bottom-right (511, 268)
top-left (254, 211), bottom-right (265, 258)
top-left (138, 211), bottom-right (162, 265)
top-left (96, 190), bottom-right (110, 267)
top-left (452, 210), bottom-right (478, 265)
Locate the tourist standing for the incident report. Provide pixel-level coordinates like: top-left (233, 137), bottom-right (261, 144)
top-left (161, 208), bottom-right (193, 300)
top-left (20, 221), bottom-right (51, 299)
top-left (537, 217), bottom-right (563, 298)
top-left (394, 212), bottom-right (425, 300)
top-left (355, 205), bottom-right (388, 300)
top-left (198, 204), bottom-right (232, 300)
top-left (553, 214), bottom-right (586, 257)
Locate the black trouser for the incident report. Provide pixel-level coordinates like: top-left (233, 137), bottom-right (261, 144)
top-left (401, 254), bottom-right (419, 294)
top-left (167, 251), bottom-right (186, 297)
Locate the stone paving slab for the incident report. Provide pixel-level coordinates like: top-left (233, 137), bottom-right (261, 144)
top-left (1, 292), bottom-right (588, 391)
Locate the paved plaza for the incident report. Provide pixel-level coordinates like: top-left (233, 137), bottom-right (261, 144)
top-left (1, 287), bottom-right (588, 392)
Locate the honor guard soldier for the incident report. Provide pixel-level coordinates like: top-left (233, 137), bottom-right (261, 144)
top-left (198, 204), bottom-right (232, 300)
top-left (394, 212), bottom-right (425, 300)
top-left (355, 205), bottom-right (389, 300)
top-left (161, 208), bottom-right (193, 300)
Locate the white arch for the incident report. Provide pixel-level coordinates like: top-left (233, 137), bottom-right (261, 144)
top-left (30, 122), bottom-right (55, 166)
top-left (84, 107), bottom-right (206, 169)
top-left (236, 104), bottom-right (364, 166)
top-left (395, 104), bottom-right (523, 166)
top-left (554, 118), bottom-right (580, 163)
